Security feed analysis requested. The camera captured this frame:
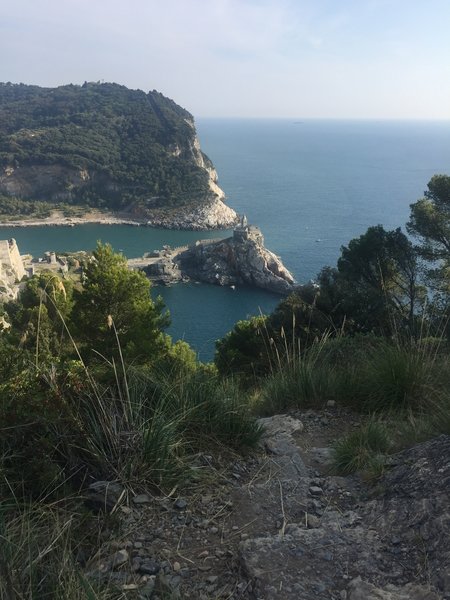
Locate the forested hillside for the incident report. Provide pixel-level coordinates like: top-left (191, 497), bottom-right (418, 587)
top-left (0, 82), bottom-right (216, 213)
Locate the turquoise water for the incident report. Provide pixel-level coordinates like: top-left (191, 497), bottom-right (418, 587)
top-left (2, 119), bottom-right (450, 359)
top-left (0, 224), bottom-right (231, 259)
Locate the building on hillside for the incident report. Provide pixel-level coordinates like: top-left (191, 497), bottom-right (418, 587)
top-left (233, 214), bottom-right (264, 245)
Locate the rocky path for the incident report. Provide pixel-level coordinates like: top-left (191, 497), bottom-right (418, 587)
top-left (85, 409), bottom-right (450, 600)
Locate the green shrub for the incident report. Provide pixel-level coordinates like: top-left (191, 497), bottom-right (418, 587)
top-left (357, 342), bottom-right (448, 412)
top-left (0, 361), bottom-right (261, 499)
top-left (258, 356), bottom-right (336, 414)
top-left (332, 420), bottom-right (390, 475)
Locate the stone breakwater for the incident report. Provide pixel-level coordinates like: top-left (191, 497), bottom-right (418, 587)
top-left (140, 224), bottom-right (296, 295)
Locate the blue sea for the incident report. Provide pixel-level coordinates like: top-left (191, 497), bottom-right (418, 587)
top-left (2, 119), bottom-right (450, 359)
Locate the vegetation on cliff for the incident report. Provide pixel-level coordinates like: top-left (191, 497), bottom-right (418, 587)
top-left (0, 82), bottom-right (216, 214)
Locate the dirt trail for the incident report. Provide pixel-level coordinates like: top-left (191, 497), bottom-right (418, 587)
top-left (85, 409), bottom-right (450, 600)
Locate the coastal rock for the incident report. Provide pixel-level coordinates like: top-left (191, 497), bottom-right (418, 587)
top-left (145, 196), bottom-right (238, 230)
top-left (0, 238), bottom-right (26, 300)
top-left (178, 222), bottom-right (295, 293)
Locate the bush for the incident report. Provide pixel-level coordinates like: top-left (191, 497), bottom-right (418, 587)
top-left (0, 361), bottom-right (261, 499)
top-left (332, 420), bottom-right (390, 475)
top-left (356, 341), bottom-right (448, 413)
top-left (257, 340), bottom-right (337, 414)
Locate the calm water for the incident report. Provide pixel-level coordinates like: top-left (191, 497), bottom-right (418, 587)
top-left (2, 119), bottom-right (450, 359)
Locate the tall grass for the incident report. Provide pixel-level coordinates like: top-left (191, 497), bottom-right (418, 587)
top-left (256, 330), bottom-right (344, 414)
top-left (257, 330), bottom-right (450, 418)
top-left (357, 340), bottom-right (446, 412)
top-left (332, 419), bottom-right (390, 475)
top-left (0, 502), bottom-right (112, 600)
top-left (258, 359), bottom-right (337, 414)
top-left (0, 362), bottom-right (261, 502)
top-left (72, 367), bottom-right (262, 487)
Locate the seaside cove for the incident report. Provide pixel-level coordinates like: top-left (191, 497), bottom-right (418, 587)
top-left (2, 119), bottom-right (450, 358)
top-left (0, 223), bottom-right (282, 360)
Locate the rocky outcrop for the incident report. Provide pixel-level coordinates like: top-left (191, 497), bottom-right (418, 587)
top-left (144, 196), bottom-right (238, 230)
top-left (0, 238), bottom-right (25, 300)
top-left (0, 164), bottom-right (115, 203)
top-left (177, 223), bottom-right (295, 293)
top-left (0, 82), bottom-right (238, 229)
top-left (236, 422), bottom-right (449, 600)
top-left (81, 411), bottom-right (449, 599)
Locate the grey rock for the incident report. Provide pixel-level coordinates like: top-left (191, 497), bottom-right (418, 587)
top-left (306, 514), bottom-right (320, 528)
top-left (110, 549), bottom-right (129, 569)
top-left (86, 481), bottom-right (124, 512)
top-left (309, 447), bottom-right (334, 468)
top-left (173, 498), bottom-right (188, 510)
top-left (257, 414), bottom-right (307, 479)
top-left (132, 493), bottom-right (152, 505)
top-left (139, 559), bottom-right (160, 575)
top-left (236, 434), bottom-right (450, 599)
top-left (348, 577), bottom-right (441, 600)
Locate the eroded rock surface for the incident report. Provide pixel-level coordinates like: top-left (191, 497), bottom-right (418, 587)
top-left (178, 223), bottom-right (295, 293)
top-left (237, 425), bottom-right (449, 600)
top-left (82, 412), bottom-right (449, 599)
top-left (144, 196), bottom-right (238, 230)
top-left (348, 577), bottom-right (442, 600)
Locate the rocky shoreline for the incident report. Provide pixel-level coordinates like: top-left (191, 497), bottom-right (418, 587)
top-left (140, 221), bottom-right (296, 294)
top-left (0, 197), bottom-right (239, 230)
top-left (1, 219), bottom-right (295, 300)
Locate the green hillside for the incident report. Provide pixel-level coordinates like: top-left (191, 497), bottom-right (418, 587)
top-left (0, 82), bottom-right (214, 213)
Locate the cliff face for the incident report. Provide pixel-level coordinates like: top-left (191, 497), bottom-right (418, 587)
top-left (0, 82), bottom-right (238, 228)
top-left (178, 225), bottom-right (295, 294)
top-left (0, 238), bottom-right (25, 299)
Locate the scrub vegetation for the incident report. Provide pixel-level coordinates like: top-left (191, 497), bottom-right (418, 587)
top-left (0, 81), bottom-right (212, 215)
top-left (0, 175), bottom-right (449, 597)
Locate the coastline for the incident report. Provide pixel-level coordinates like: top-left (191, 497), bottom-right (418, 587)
top-left (0, 198), bottom-right (240, 230)
top-left (0, 211), bottom-right (145, 228)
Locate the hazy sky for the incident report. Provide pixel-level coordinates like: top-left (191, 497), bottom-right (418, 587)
top-left (1, 0), bottom-right (449, 119)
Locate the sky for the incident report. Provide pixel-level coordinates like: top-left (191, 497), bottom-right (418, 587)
top-left (1, 0), bottom-right (450, 119)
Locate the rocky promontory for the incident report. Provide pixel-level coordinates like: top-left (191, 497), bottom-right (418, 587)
top-left (0, 82), bottom-right (238, 229)
top-left (142, 219), bottom-right (296, 294)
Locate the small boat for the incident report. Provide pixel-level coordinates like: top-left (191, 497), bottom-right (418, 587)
top-left (230, 285), bottom-right (236, 290)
